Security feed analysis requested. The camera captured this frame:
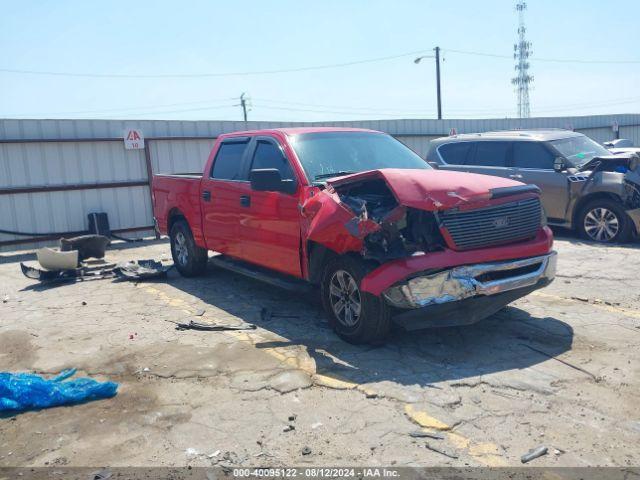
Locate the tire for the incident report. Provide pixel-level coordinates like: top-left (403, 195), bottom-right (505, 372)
top-left (577, 198), bottom-right (632, 243)
top-left (170, 220), bottom-right (208, 277)
top-left (320, 256), bottom-right (391, 344)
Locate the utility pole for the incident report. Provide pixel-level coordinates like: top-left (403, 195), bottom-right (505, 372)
top-left (435, 46), bottom-right (442, 120)
top-left (240, 92), bottom-right (248, 122)
top-left (414, 47), bottom-right (443, 120)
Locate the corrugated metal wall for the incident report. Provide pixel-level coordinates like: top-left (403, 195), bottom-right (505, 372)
top-left (2, 114), bottom-right (639, 251)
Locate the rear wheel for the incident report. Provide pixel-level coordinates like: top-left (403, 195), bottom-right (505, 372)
top-left (170, 220), bottom-right (208, 276)
top-left (577, 199), bottom-right (631, 243)
top-left (320, 256), bottom-right (391, 344)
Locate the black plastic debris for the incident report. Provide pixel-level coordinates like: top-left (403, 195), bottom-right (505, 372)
top-left (60, 234), bottom-right (110, 261)
top-left (114, 259), bottom-right (173, 281)
top-left (174, 320), bottom-right (257, 332)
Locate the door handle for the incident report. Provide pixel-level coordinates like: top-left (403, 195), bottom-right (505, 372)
top-left (202, 190), bottom-right (211, 201)
top-left (240, 195), bottom-right (251, 207)
top-left (509, 174), bottom-right (523, 179)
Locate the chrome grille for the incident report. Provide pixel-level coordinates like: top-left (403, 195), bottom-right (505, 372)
top-left (440, 197), bottom-right (541, 250)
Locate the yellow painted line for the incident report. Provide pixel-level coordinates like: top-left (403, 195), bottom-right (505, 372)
top-left (404, 404), bottom-right (451, 431)
top-left (138, 282), bottom-right (507, 465)
top-left (532, 291), bottom-right (640, 320)
top-left (404, 405), bottom-right (507, 466)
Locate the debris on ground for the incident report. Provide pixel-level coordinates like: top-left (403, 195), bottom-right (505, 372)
top-left (0, 368), bottom-right (118, 413)
top-left (36, 247), bottom-right (79, 270)
top-left (260, 307), bottom-right (300, 322)
top-left (114, 259), bottom-right (173, 281)
top-left (424, 442), bottom-right (458, 459)
top-left (409, 430), bottom-right (444, 440)
top-left (20, 261), bottom-right (115, 283)
top-left (283, 425), bottom-right (295, 432)
top-left (301, 446), bottom-right (312, 456)
top-left (60, 235), bottom-right (110, 261)
top-left (173, 320), bottom-right (257, 332)
top-left (185, 448), bottom-right (199, 458)
top-left (521, 445), bottom-right (548, 463)
top-left (90, 468), bottom-right (113, 480)
top-left (311, 422), bottom-right (323, 429)
top-left (520, 343), bottom-right (600, 381)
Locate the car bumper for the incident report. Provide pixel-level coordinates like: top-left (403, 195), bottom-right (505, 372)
top-left (383, 251), bottom-right (557, 329)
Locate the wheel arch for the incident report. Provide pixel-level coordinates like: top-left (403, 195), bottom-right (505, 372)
top-left (307, 241), bottom-right (339, 285)
top-left (572, 192), bottom-right (624, 228)
top-left (167, 208), bottom-right (187, 234)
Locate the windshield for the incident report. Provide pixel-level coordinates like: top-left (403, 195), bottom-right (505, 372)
top-left (550, 136), bottom-right (611, 167)
top-left (289, 131), bottom-right (430, 183)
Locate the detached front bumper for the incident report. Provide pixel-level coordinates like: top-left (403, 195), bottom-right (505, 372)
top-left (383, 252), bottom-right (557, 329)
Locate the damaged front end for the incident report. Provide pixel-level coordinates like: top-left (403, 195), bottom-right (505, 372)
top-left (577, 154), bottom-right (640, 233)
top-left (383, 253), bottom-right (557, 309)
top-left (302, 174), bottom-right (447, 263)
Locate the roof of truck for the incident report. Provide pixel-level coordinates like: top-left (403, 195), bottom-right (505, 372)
top-left (219, 127), bottom-right (381, 137)
top-left (431, 129), bottom-right (583, 144)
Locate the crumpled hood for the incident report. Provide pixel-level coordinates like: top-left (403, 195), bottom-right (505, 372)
top-left (327, 168), bottom-right (525, 211)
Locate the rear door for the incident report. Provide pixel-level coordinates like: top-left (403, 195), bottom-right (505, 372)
top-left (436, 141), bottom-right (518, 180)
top-left (240, 135), bottom-right (303, 277)
top-left (200, 136), bottom-right (252, 258)
top-left (512, 141), bottom-right (569, 221)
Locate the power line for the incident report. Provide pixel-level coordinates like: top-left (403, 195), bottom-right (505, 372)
top-left (445, 48), bottom-right (640, 64)
top-left (0, 49), bottom-right (431, 79)
top-left (2, 97), bottom-right (237, 117)
top-left (5, 94), bottom-right (640, 119)
top-left (1, 47), bottom-right (637, 80)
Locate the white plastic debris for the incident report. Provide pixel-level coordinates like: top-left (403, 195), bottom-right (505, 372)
top-left (311, 422), bottom-right (323, 429)
top-left (185, 448), bottom-right (199, 458)
top-left (207, 450), bottom-right (220, 458)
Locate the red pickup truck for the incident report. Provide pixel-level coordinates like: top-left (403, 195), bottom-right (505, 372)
top-left (152, 127), bottom-right (556, 343)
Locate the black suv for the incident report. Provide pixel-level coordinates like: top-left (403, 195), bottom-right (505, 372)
top-left (426, 129), bottom-right (640, 243)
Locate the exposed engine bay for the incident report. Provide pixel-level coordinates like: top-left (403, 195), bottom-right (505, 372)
top-left (576, 154), bottom-right (640, 211)
top-left (332, 178), bottom-right (446, 262)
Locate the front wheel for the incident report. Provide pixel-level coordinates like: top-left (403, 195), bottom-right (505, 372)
top-left (320, 256), bottom-right (391, 344)
top-left (577, 199), bottom-right (631, 243)
top-left (170, 220), bottom-right (208, 276)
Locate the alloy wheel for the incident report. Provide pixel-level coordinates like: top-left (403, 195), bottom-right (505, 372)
top-left (584, 207), bottom-right (619, 242)
top-left (174, 231), bottom-right (189, 265)
top-left (329, 270), bottom-right (362, 327)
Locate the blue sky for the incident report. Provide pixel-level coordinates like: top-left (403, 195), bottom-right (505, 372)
top-left (1, 0), bottom-right (639, 121)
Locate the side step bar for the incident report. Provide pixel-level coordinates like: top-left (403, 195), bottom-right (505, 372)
top-left (209, 255), bottom-right (313, 294)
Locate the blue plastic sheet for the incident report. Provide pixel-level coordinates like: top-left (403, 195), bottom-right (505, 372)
top-left (0, 368), bottom-right (118, 413)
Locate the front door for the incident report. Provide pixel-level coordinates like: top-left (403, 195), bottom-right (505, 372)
top-left (240, 136), bottom-right (303, 278)
top-left (511, 141), bottom-right (570, 221)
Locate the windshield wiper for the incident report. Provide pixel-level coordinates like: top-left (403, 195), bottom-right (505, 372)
top-left (314, 171), bottom-right (357, 180)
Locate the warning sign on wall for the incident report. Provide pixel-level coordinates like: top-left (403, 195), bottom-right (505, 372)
top-left (124, 129), bottom-right (144, 150)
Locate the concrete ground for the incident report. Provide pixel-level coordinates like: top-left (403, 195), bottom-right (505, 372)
top-left (0, 234), bottom-right (639, 468)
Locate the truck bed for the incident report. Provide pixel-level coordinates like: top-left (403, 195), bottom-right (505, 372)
top-left (152, 174), bottom-right (203, 239)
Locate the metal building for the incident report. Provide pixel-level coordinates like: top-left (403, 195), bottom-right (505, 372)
top-left (2, 114), bottom-right (639, 251)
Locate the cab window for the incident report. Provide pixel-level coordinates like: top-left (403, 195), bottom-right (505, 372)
top-left (210, 139), bottom-right (250, 180)
top-left (250, 140), bottom-right (294, 180)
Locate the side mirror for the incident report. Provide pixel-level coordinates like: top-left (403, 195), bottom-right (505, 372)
top-left (249, 168), bottom-right (296, 194)
top-left (427, 161), bottom-right (440, 169)
top-left (553, 157), bottom-right (566, 172)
